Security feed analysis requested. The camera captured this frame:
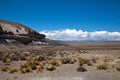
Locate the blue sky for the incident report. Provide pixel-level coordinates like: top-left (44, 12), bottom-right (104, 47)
top-left (0, 0), bottom-right (120, 32)
top-left (0, 0), bottom-right (120, 41)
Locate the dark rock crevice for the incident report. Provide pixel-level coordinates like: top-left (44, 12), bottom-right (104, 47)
top-left (0, 20), bottom-right (46, 44)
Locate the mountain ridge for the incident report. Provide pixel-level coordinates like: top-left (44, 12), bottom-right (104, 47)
top-left (0, 19), bottom-right (47, 44)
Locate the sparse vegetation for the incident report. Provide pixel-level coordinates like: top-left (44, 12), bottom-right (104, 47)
top-left (116, 66), bottom-right (120, 71)
top-left (1, 66), bottom-right (9, 71)
top-left (36, 65), bottom-right (43, 71)
top-left (0, 45), bottom-right (119, 80)
top-left (87, 61), bottom-right (93, 66)
top-left (37, 56), bottom-right (45, 61)
top-left (19, 57), bottom-right (45, 73)
top-left (61, 57), bottom-right (74, 64)
top-left (46, 64), bottom-right (56, 71)
top-left (2, 57), bottom-right (11, 63)
top-left (48, 58), bottom-right (62, 66)
top-left (103, 57), bottom-right (113, 62)
top-left (91, 58), bottom-right (97, 63)
top-left (78, 57), bottom-right (93, 66)
top-left (20, 68), bottom-right (31, 73)
top-left (9, 68), bottom-right (17, 73)
top-left (78, 59), bottom-right (84, 66)
top-left (96, 62), bottom-right (109, 70)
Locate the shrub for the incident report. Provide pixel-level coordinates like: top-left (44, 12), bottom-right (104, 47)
top-left (20, 64), bottom-right (27, 68)
top-left (37, 56), bottom-right (45, 61)
top-left (116, 66), bottom-right (120, 71)
top-left (87, 61), bottom-right (93, 66)
top-left (27, 59), bottom-right (39, 70)
top-left (78, 59), bottom-right (84, 66)
top-left (78, 57), bottom-right (92, 66)
top-left (48, 58), bottom-right (62, 66)
top-left (19, 57), bottom-right (41, 73)
top-left (69, 57), bottom-right (75, 64)
top-left (9, 68), bottom-right (17, 73)
top-left (46, 65), bottom-right (56, 71)
top-left (91, 58), bottom-right (96, 63)
top-left (20, 55), bottom-right (27, 61)
top-left (19, 68), bottom-right (31, 73)
top-left (81, 58), bottom-right (90, 64)
top-left (11, 55), bottom-right (19, 61)
top-left (36, 65), bottom-right (43, 71)
top-left (1, 66), bottom-right (9, 71)
top-left (2, 57), bottom-right (7, 63)
top-left (61, 58), bottom-right (72, 64)
top-left (19, 68), bottom-right (25, 73)
top-left (2, 57), bottom-right (11, 63)
top-left (103, 57), bottom-right (113, 62)
top-left (72, 57), bottom-right (78, 62)
top-left (56, 58), bottom-right (63, 65)
top-left (96, 62), bottom-right (108, 70)
top-left (24, 68), bottom-right (31, 73)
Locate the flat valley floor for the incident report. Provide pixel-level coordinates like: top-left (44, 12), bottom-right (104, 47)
top-left (0, 42), bottom-right (120, 80)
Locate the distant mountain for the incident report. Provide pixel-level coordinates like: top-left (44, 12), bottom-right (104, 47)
top-left (0, 20), bottom-right (62, 45)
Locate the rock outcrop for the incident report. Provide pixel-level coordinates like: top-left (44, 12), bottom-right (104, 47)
top-left (0, 20), bottom-right (46, 44)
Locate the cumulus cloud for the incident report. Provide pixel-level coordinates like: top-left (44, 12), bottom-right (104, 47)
top-left (40, 29), bottom-right (120, 41)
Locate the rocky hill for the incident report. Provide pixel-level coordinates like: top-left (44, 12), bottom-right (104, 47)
top-left (0, 20), bottom-right (47, 44)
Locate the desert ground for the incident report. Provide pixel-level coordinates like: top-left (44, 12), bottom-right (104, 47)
top-left (0, 42), bottom-right (120, 80)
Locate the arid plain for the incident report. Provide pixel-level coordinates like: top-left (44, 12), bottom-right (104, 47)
top-left (0, 41), bottom-right (120, 80)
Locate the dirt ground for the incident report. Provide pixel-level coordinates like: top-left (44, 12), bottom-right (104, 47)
top-left (0, 42), bottom-right (120, 80)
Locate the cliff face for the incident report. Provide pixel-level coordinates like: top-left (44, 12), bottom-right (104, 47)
top-left (0, 20), bottom-right (46, 44)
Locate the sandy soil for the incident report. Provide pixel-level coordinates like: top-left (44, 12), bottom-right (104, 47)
top-left (0, 42), bottom-right (120, 80)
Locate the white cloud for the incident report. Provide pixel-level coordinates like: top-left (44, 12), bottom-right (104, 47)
top-left (40, 29), bottom-right (120, 41)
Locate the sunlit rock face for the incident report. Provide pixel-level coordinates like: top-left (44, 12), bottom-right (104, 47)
top-left (0, 20), bottom-right (46, 44)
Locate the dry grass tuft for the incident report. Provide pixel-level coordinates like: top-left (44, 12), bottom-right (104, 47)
top-left (116, 66), bottom-right (120, 71)
top-left (61, 57), bottom-right (74, 64)
top-left (1, 66), bottom-right (9, 71)
top-left (96, 62), bottom-right (109, 70)
top-left (20, 68), bottom-right (31, 73)
top-left (19, 57), bottom-right (43, 73)
top-left (24, 57), bottom-right (39, 70)
top-left (9, 68), bottom-right (17, 73)
top-left (87, 61), bottom-right (93, 66)
top-left (78, 57), bottom-right (93, 66)
top-left (103, 57), bottom-right (113, 62)
top-left (48, 58), bottom-right (62, 66)
top-left (46, 64), bottom-right (56, 71)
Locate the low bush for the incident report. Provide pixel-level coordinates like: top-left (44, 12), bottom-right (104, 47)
top-left (116, 66), bottom-right (120, 71)
top-left (103, 57), bottom-right (113, 62)
top-left (61, 58), bottom-right (72, 64)
top-left (46, 65), bottom-right (56, 71)
top-left (48, 58), bottom-right (62, 66)
top-left (9, 68), bottom-right (17, 73)
top-left (1, 66), bottom-right (9, 71)
top-left (20, 68), bottom-right (31, 73)
top-left (19, 57), bottom-right (43, 73)
top-left (96, 62), bottom-right (108, 70)
top-left (78, 57), bottom-right (92, 66)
